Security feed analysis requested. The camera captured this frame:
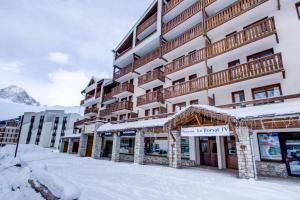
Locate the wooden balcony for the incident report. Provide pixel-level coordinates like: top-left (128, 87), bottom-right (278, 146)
top-left (161, 22), bottom-right (203, 55)
top-left (84, 107), bottom-right (98, 115)
top-left (164, 17), bottom-right (276, 75)
top-left (133, 48), bottom-right (161, 70)
top-left (137, 12), bottom-right (157, 35)
top-left (205, 0), bottom-right (268, 31)
top-left (164, 53), bottom-right (284, 99)
top-left (99, 109), bottom-right (111, 117)
top-left (163, 0), bottom-right (184, 15)
top-left (113, 63), bottom-right (134, 81)
top-left (137, 91), bottom-right (164, 107)
top-left (111, 83), bottom-right (134, 98)
top-left (74, 117), bottom-right (96, 127)
top-left (102, 93), bottom-right (113, 103)
top-left (163, 1), bottom-right (203, 34)
top-left (110, 101), bottom-right (133, 113)
top-left (138, 69), bottom-right (165, 87)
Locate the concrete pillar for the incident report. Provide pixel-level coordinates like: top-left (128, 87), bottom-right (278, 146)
top-left (92, 133), bottom-right (102, 159)
top-left (134, 131), bottom-right (144, 165)
top-left (59, 139), bottom-right (64, 153)
top-left (67, 138), bottom-right (74, 154)
top-left (78, 134), bottom-right (88, 157)
top-left (236, 127), bottom-right (255, 179)
top-left (168, 131), bottom-right (181, 168)
top-left (216, 136), bottom-right (226, 169)
top-left (111, 133), bottom-right (120, 162)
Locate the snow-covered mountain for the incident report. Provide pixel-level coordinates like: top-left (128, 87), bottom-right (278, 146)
top-left (0, 85), bottom-right (40, 106)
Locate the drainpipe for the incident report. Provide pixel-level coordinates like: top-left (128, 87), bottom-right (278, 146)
top-left (249, 131), bottom-right (258, 180)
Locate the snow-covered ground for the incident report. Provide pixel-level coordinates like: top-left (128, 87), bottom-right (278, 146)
top-left (1, 145), bottom-right (300, 200)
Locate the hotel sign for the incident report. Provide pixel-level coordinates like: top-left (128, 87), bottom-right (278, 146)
top-left (181, 125), bottom-right (230, 137)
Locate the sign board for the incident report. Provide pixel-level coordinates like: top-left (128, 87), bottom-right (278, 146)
top-left (118, 130), bottom-right (136, 137)
top-left (99, 132), bottom-right (113, 137)
top-left (181, 125), bottom-right (230, 137)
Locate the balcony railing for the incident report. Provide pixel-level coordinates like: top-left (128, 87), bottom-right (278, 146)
top-left (109, 101), bottom-right (133, 112)
top-left (137, 90), bottom-right (164, 107)
top-left (161, 22), bottom-right (203, 55)
top-left (164, 53), bottom-right (284, 99)
top-left (113, 63), bottom-right (134, 80)
top-left (99, 109), bottom-right (111, 117)
top-left (164, 17), bottom-right (276, 75)
top-left (137, 13), bottom-right (157, 35)
top-left (84, 107), bottom-right (98, 115)
top-left (133, 48), bottom-right (161, 70)
top-left (163, 1), bottom-right (203, 34)
top-left (112, 83), bottom-right (134, 97)
top-left (163, 0), bottom-right (184, 15)
top-left (205, 0), bottom-right (268, 31)
top-left (74, 117), bottom-right (96, 127)
top-left (138, 69), bottom-right (165, 86)
top-left (102, 93), bottom-right (113, 102)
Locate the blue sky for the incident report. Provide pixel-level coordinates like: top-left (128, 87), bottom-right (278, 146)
top-left (0, 0), bottom-right (153, 106)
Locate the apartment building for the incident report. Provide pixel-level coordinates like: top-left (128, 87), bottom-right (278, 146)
top-left (70, 0), bottom-right (300, 179)
top-left (0, 118), bottom-right (20, 146)
top-left (19, 110), bottom-right (81, 149)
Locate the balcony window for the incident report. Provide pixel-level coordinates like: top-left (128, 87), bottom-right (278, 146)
top-left (173, 102), bottom-right (186, 112)
top-left (232, 91), bottom-right (245, 108)
top-left (189, 74), bottom-right (197, 81)
top-left (172, 78), bottom-right (185, 85)
top-left (152, 107), bottom-right (159, 115)
top-left (145, 109), bottom-right (150, 117)
top-left (228, 59), bottom-right (240, 68)
top-left (296, 2), bottom-right (300, 19)
top-left (247, 49), bottom-right (274, 62)
top-left (252, 84), bottom-right (282, 105)
top-left (145, 138), bottom-right (168, 157)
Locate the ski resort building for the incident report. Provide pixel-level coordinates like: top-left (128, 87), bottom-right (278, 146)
top-left (64, 0), bottom-right (300, 178)
top-left (0, 118), bottom-right (20, 145)
top-left (19, 110), bottom-right (81, 149)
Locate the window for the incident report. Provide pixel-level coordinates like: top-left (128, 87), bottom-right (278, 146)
top-left (247, 49), bottom-right (274, 62)
top-left (189, 74), bottom-right (197, 81)
top-left (173, 102), bottom-right (186, 112)
top-left (119, 114), bottom-right (126, 121)
top-left (152, 107), bottom-right (159, 116)
top-left (172, 78), bottom-right (185, 85)
top-left (296, 2), bottom-right (300, 19)
top-left (145, 109), bottom-right (150, 117)
top-left (190, 99), bottom-right (199, 105)
top-left (258, 133), bottom-right (283, 161)
top-left (120, 138), bottom-right (135, 155)
top-left (232, 91), bottom-right (245, 104)
top-left (228, 59), bottom-right (240, 68)
top-left (252, 84), bottom-right (282, 103)
top-left (181, 138), bottom-right (190, 159)
top-left (145, 138), bottom-right (168, 157)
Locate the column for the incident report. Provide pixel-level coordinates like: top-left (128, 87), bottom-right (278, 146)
top-left (168, 131), bottom-right (181, 168)
top-left (59, 139), bottom-right (64, 153)
top-left (92, 133), bottom-right (102, 159)
top-left (78, 133), bottom-right (88, 157)
top-left (111, 133), bottom-right (120, 162)
top-left (216, 136), bottom-right (226, 169)
top-left (134, 131), bottom-right (144, 165)
top-left (67, 138), bottom-right (74, 154)
top-left (236, 127), bottom-right (255, 179)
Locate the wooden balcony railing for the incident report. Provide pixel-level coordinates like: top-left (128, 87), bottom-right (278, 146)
top-left (137, 90), bottom-right (164, 107)
top-left (163, 0), bottom-right (184, 15)
top-left (84, 107), bottom-right (98, 115)
top-left (113, 63), bottom-right (133, 80)
top-left (137, 13), bottom-right (157, 35)
top-left (74, 117), bottom-right (96, 127)
top-left (164, 17), bottom-right (276, 75)
top-left (102, 93), bottom-right (113, 102)
top-left (161, 22), bottom-right (203, 55)
top-left (99, 109), bottom-right (111, 117)
top-left (138, 69), bottom-right (165, 86)
top-left (133, 48), bottom-right (161, 70)
top-left (205, 0), bottom-right (268, 31)
top-left (115, 46), bottom-right (132, 60)
top-left (109, 101), bottom-right (133, 112)
top-left (112, 83), bottom-right (134, 97)
top-left (164, 53), bottom-right (284, 99)
top-left (205, 0), bottom-right (216, 6)
top-left (162, 1), bottom-right (203, 34)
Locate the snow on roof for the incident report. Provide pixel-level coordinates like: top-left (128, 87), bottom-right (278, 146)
top-left (62, 134), bottom-right (81, 139)
top-left (97, 117), bottom-right (169, 132)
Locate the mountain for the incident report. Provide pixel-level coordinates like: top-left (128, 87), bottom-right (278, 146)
top-left (0, 85), bottom-right (40, 106)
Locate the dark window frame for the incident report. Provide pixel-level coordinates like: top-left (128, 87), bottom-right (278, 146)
top-left (252, 84), bottom-right (282, 100)
top-left (296, 2), bottom-right (300, 19)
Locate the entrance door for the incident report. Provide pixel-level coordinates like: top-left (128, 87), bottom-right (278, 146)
top-left (72, 142), bottom-right (79, 153)
top-left (63, 141), bottom-right (68, 153)
top-left (102, 140), bottom-right (113, 158)
top-left (225, 136), bottom-right (238, 169)
top-left (285, 139), bottom-right (300, 176)
top-left (200, 138), bottom-right (218, 167)
top-left (85, 135), bottom-right (94, 157)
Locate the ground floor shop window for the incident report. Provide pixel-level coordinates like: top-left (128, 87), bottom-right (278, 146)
top-left (181, 137), bottom-right (190, 159)
top-left (145, 138), bottom-right (168, 157)
top-left (258, 133), bottom-right (283, 161)
top-left (120, 138), bottom-right (135, 155)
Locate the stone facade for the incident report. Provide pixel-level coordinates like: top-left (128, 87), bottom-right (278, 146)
top-left (144, 155), bottom-right (169, 165)
top-left (111, 133), bottom-right (120, 162)
top-left (256, 161), bottom-right (288, 177)
top-left (92, 133), bottom-right (102, 159)
top-left (134, 131), bottom-right (144, 165)
top-left (78, 133), bottom-right (88, 157)
top-left (168, 131), bottom-right (181, 168)
top-left (236, 127), bottom-right (255, 179)
top-left (67, 138), bottom-right (73, 154)
top-left (119, 154), bottom-right (134, 162)
top-left (181, 159), bottom-right (196, 167)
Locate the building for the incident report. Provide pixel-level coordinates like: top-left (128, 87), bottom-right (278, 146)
top-left (19, 110), bottom-right (81, 149)
top-left (0, 118), bottom-right (20, 146)
top-left (72, 0), bottom-right (300, 178)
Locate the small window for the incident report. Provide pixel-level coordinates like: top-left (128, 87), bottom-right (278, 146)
top-left (190, 100), bottom-right (199, 105)
top-left (145, 109), bottom-right (150, 117)
top-left (228, 59), bottom-right (240, 68)
top-left (296, 2), bottom-right (300, 19)
top-left (232, 91), bottom-right (245, 103)
top-left (172, 78), bottom-right (185, 85)
top-left (152, 107), bottom-right (159, 116)
top-left (252, 84), bottom-right (282, 105)
top-left (247, 49), bottom-right (274, 62)
top-left (189, 74), bottom-right (197, 81)
top-left (173, 102), bottom-right (186, 112)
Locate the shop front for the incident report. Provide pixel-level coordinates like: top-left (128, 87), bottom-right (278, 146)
top-left (119, 130), bottom-right (136, 162)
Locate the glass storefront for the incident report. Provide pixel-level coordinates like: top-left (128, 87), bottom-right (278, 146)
top-left (120, 138), bottom-right (135, 155)
top-left (145, 138), bottom-right (168, 157)
top-left (257, 133), bottom-right (283, 161)
top-left (181, 137), bottom-right (190, 159)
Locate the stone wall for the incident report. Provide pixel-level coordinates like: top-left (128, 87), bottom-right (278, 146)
top-left (144, 155), bottom-right (169, 165)
top-left (119, 154), bottom-right (134, 162)
top-left (181, 159), bottom-right (196, 167)
top-left (256, 161), bottom-right (288, 177)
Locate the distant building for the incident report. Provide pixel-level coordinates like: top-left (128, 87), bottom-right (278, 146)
top-left (0, 118), bottom-right (20, 145)
top-left (19, 110), bottom-right (82, 149)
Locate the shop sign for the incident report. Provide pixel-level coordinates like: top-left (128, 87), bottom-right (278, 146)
top-left (100, 132), bottom-right (113, 137)
top-left (118, 130), bottom-right (136, 137)
top-left (181, 125), bottom-right (230, 137)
